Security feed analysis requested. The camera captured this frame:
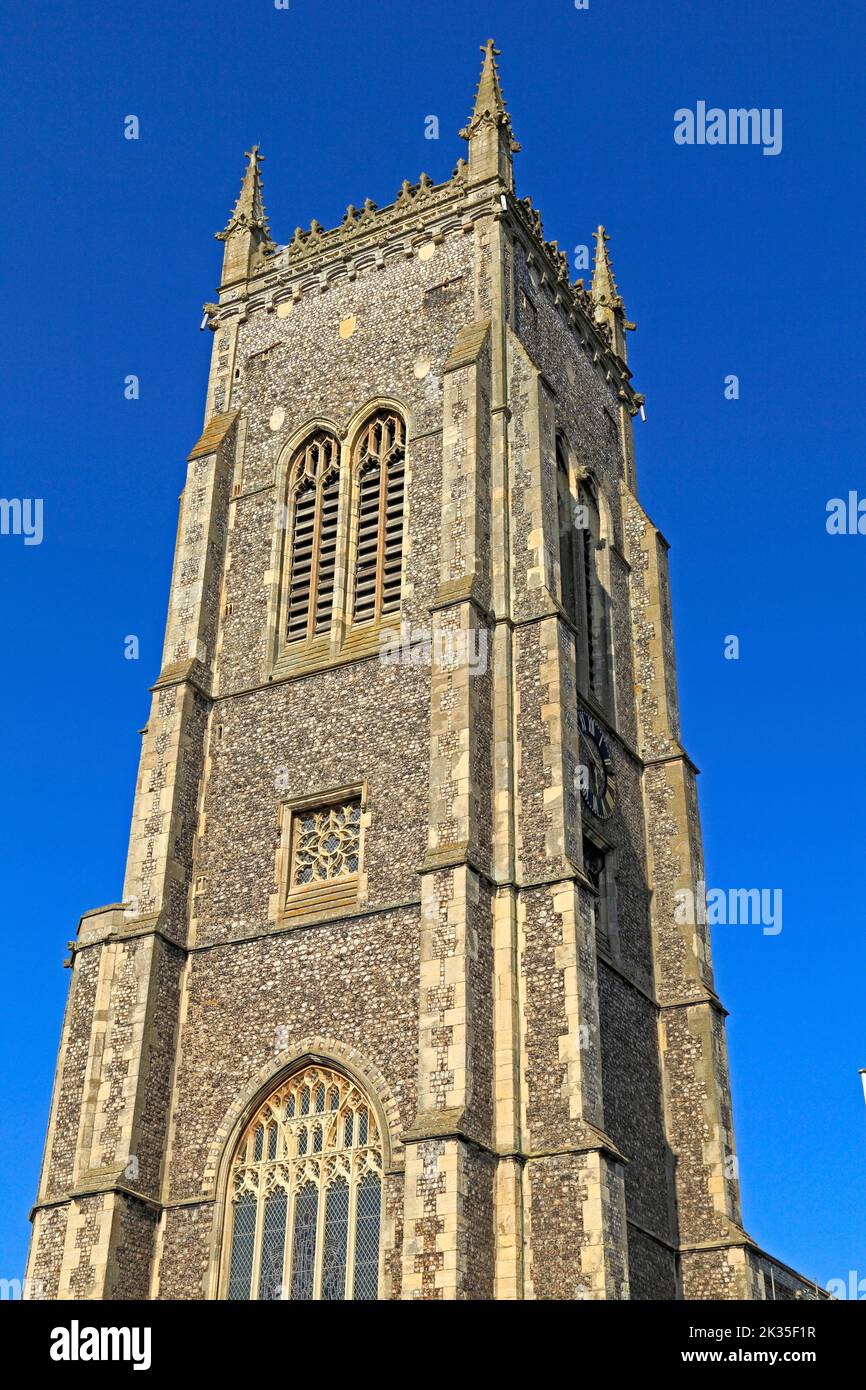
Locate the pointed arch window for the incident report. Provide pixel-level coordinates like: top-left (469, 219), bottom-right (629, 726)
top-left (556, 433), bottom-right (578, 627)
top-left (352, 411), bottom-right (406, 625)
top-left (224, 1065), bottom-right (383, 1301)
top-left (284, 431), bottom-right (341, 644)
top-left (576, 477), bottom-right (603, 700)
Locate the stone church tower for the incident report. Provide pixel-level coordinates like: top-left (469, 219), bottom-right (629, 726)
top-left (27, 42), bottom-right (817, 1301)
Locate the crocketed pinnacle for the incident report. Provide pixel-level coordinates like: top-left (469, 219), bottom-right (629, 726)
top-left (216, 145), bottom-right (275, 247)
top-left (460, 39), bottom-right (520, 150)
top-left (591, 226), bottom-right (623, 310)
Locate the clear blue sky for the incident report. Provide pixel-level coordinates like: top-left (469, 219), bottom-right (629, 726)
top-left (1, 0), bottom-right (864, 1293)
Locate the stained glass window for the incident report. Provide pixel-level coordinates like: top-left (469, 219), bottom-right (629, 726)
top-left (290, 1184), bottom-right (318, 1302)
top-left (321, 1179), bottom-right (350, 1301)
top-left (227, 1192), bottom-right (257, 1301)
top-left (258, 1190), bottom-right (288, 1301)
top-left (353, 1174), bottom-right (382, 1301)
top-left (224, 1065), bottom-right (383, 1300)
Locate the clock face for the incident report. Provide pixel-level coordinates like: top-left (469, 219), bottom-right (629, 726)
top-left (577, 709), bottom-right (616, 819)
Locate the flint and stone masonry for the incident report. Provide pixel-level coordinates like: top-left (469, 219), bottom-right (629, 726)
top-left (27, 41), bottom-right (818, 1302)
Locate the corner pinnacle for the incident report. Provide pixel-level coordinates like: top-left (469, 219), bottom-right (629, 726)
top-left (460, 39), bottom-right (520, 151)
top-left (216, 145), bottom-right (275, 248)
top-left (591, 226), bottom-right (623, 309)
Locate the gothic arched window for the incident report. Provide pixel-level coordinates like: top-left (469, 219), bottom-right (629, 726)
top-left (577, 478), bottom-right (602, 699)
top-left (351, 411), bottom-right (406, 625)
top-left (224, 1065), bottom-right (383, 1301)
top-left (556, 434), bottom-right (578, 626)
top-left (284, 431), bottom-right (341, 644)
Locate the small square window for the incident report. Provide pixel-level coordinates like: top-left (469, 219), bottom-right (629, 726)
top-left (290, 799), bottom-right (361, 891)
top-left (277, 789), bottom-right (365, 926)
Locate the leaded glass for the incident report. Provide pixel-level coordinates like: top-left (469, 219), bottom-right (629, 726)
top-left (290, 1184), bottom-right (318, 1302)
top-left (224, 1065), bottom-right (383, 1301)
top-left (353, 1174), bottom-right (381, 1301)
top-left (321, 1179), bottom-right (350, 1301)
top-left (258, 1190), bottom-right (288, 1301)
top-left (227, 1193), bottom-right (257, 1300)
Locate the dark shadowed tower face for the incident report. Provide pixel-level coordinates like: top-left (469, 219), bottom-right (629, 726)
top-left (26, 40), bottom-right (817, 1303)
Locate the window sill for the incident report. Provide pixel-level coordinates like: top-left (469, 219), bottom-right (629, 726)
top-left (279, 876), bottom-right (360, 929)
top-left (271, 622), bottom-right (392, 682)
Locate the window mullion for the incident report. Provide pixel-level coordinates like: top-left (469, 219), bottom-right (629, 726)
top-left (249, 1176), bottom-right (266, 1302)
top-left (224, 1066), bottom-right (382, 1302)
top-left (281, 1180), bottom-right (296, 1300)
top-left (312, 1165), bottom-right (327, 1300)
top-left (345, 1160), bottom-right (358, 1300)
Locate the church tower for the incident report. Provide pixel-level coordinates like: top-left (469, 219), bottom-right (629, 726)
top-left (26, 41), bottom-right (818, 1301)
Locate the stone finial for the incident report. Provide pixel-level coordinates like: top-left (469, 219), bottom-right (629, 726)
top-left (216, 145), bottom-right (275, 248)
top-left (215, 145), bottom-right (276, 286)
top-left (591, 226), bottom-right (635, 361)
top-left (460, 39), bottom-right (519, 149)
top-left (590, 226), bottom-right (622, 311)
top-left (459, 39), bottom-right (520, 189)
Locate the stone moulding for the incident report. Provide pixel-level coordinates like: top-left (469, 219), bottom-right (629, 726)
top-left (201, 1039), bottom-right (406, 1202)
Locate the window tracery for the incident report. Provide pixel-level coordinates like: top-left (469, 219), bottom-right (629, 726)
top-left (225, 1065), bottom-right (383, 1301)
top-left (352, 412), bottom-right (406, 625)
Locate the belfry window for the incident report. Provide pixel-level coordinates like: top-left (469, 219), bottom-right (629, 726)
top-left (582, 835), bottom-right (610, 951)
top-left (556, 434), bottom-right (578, 626)
top-left (284, 431), bottom-right (341, 644)
top-left (225, 1065), bottom-right (383, 1301)
top-left (277, 412), bottom-right (407, 664)
top-left (352, 411), bottom-right (406, 625)
top-left (576, 478), bottom-right (602, 699)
